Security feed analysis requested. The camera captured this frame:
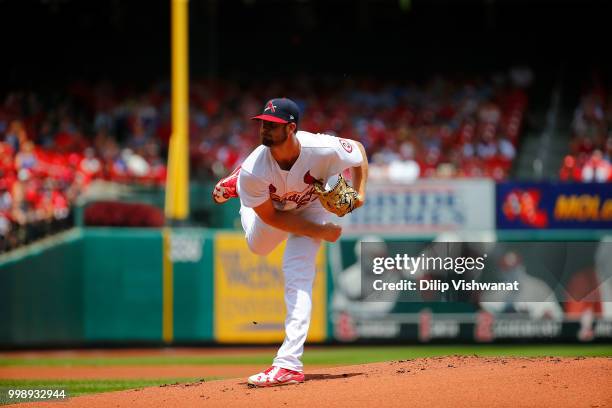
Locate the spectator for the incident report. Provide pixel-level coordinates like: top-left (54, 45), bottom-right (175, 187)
top-left (79, 147), bottom-right (102, 179)
top-left (581, 150), bottom-right (610, 183)
top-left (559, 155), bottom-right (580, 182)
top-left (5, 120), bottom-right (28, 152)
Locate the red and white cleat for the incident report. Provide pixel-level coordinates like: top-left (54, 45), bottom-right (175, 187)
top-left (247, 366), bottom-right (305, 388)
top-left (212, 166), bottom-right (240, 204)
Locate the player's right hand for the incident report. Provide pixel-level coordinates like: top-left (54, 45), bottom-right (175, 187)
top-left (319, 222), bottom-right (342, 242)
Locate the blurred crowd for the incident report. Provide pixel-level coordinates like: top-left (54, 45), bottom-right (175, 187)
top-left (559, 84), bottom-right (612, 182)
top-left (1, 71), bottom-right (531, 252)
top-left (0, 85), bottom-right (168, 252)
top-left (192, 72), bottom-right (529, 183)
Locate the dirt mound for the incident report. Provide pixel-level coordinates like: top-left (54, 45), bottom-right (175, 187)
top-left (15, 356), bottom-right (612, 408)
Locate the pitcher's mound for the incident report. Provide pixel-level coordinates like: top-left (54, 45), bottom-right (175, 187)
top-left (17, 356), bottom-right (612, 408)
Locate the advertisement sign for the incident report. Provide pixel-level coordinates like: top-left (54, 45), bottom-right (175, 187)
top-left (340, 179), bottom-right (495, 234)
top-left (214, 232), bottom-right (327, 343)
top-left (329, 237), bottom-right (612, 343)
top-left (497, 182), bottom-right (612, 229)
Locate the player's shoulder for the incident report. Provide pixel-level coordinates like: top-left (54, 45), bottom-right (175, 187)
top-left (241, 145), bottom-right (269, 176)
top-left (297, 130), bottom-right (359, 157)
top-left (297, 130), bottom-right (339, 150)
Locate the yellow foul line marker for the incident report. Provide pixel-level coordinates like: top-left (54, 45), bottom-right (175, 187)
top-left (162, 227), bottom-right (174, 343)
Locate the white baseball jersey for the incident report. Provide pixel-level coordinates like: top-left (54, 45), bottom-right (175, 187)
top-left (238, 130), bottom-right (364, 211)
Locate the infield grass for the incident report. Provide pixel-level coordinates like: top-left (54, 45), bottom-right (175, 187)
top-left (1, 344), bottom-right (610, 367)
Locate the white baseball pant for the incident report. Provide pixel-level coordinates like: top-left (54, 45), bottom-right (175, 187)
top-left (239, 202), bottom-right (330, 372)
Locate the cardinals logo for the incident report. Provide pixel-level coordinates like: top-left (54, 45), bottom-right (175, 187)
top-left (268, 180), bottom-right (318, 210)
top-left (303, 170), bottom-right (319, 185)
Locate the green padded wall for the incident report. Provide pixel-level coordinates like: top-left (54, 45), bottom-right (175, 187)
top-left (81, 228), bottom-right (164, 342)
top-left (171, 229), bottom-right (215, 342)
top-left (0, 230), bottom-right (84, 346)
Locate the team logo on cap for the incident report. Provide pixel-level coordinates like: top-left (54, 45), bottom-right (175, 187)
top-left (264, 101), bottom-right (277, 113)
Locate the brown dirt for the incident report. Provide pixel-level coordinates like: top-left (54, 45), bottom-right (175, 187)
top-left (12, 356), bottom-right (612, 408)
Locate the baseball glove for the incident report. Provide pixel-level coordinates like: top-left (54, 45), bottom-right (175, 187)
top-left (313, 174), bottom-right (360, 217)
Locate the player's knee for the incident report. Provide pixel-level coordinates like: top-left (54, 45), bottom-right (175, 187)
top-left (246, 239), bottom-right (274, 256)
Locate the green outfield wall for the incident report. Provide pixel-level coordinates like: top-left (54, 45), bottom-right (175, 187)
top-left (0, 228), bottom-right (216, 347)
top-left (1, 227), bottom-right (610, 347)
top-left (0, 230), bottom-right (84, 346)
top-left (82, 229), bottom-right (164, 341)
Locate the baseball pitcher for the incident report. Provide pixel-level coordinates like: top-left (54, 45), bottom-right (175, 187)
top-left (212, 98), bottom-right (368, 387)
